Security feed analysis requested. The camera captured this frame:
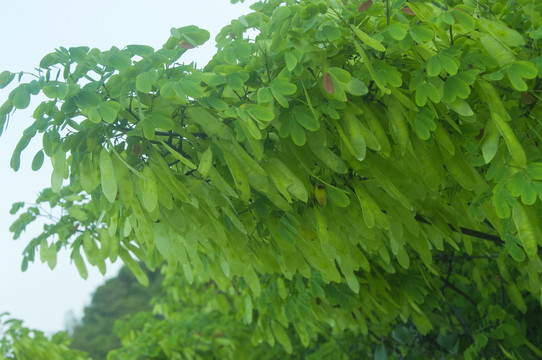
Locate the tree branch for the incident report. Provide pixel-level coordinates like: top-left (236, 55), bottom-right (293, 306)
top-left (414, 215), bottom-right (502, 244)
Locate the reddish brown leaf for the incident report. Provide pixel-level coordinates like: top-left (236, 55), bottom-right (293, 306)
top-left (179, 41), bottom-right (195, 49)
top-left (358, 0), bottom-right (373, 12)
top-left (133, 143), bottom-right (142, 158)
top-left (401, 7), bottom-right (416, 15)
top-left (323, 72), bottom-right (335, 94)
top-left (522, 92), bottom-right (534, 105)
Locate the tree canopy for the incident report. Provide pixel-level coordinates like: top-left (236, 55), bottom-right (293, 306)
top-left (68, 266), bottom-right (162, 359)
top-left (3, 0), bottom-right (542, 358)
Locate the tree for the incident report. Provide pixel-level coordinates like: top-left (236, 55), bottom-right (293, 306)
top-left (68, 266), bottom-right (162, 359)
top-left (0, 313), bottom-right (89, 360)
top-left (2, 0), bottom-right (542, 357)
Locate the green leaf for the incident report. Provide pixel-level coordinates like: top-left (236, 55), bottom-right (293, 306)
top-left (328, 67), bottom-right (351, 84)
top-left (415, 82), bottom-right (439, 106)
top-left (31, 150), bottom-right (44, 171)
top-left (345, 78), bottom-right (368, 96)
top-left (327, 186), bottom-right (350, 207)
top-left (392, 325), bottom-right (414, 345)
top-left (414, 119), bottom-right (430, 140)
top-left (142, 167), bottom-right (158, 213)
top-left (506, 62), bottom-right (538, 91)
top-left (527, 163), bottom-right (542, 180)
top-left (386, 24), bottom-right (408, 40)
top-left (206, 97), bottom-right (228, 110)
top-left (481, 34), bottom-right (515, 67)
top-left (479, 19), bottom-right (525, 47)
top-left (126, 44), bottom-right (154, 57)
top-left (198, 147), bottom-right (213, 177)
top-left (439, 54), bottom-right (458, 76)
top-left (0, 71), bottom-right (15, 89)
top-left (507, 68), bottom-right (528, 91)
top-left (374, 343), bottom-right (388, 360)
top-left (47, 246), bottom-right (57, 270)
top-left (178, 78), bottom-right (203, 98)
top-left (341, 111), bottom-right (366, 161)
top-left (97, 101), bottom-right (120, 124)
top-left (51, 151), bottom-right (66, 193)
top-left (99, 149), bottom-right (117, 203)
top-left (446, 98), bottom-right (473, 117)
top-left (352, 26), bottom-right (386, 52)
top-left (160, 140), bottom-right (196, 169)
top-left (481, 121), bottom-right (500, 164)
top-left (270, 77), bottom-right (297, 95)
top-left (426, 56), bottom-right (441, 77)
top-left (513, 203), bottom-right (538, 259)
top-left (9, 202), bottom-right (25, 215)
top-left (271, 86), bottom-right (289, 107)
top-left (245, 104), bottom-right (274, 122)
top-left (174, 25), bottom-right (210, 47)
top-left (119, 248), bottom-right (149, 287)
top-left (504, 235), bottom-right (526, 262)
top-left (443, 76), bottom-right (470, 103)
top-left (452, 7), bottom-right (475, 31)
top-left (187, 107), bottom-right (227, 137)
top-left (290, 120), bottom-right (306, 146)
top-left (410, 26), bottom-right (434, 44)
top-left (11, 85), bottom-right (31, 109)
top-left (521, 182), bottom-right (537, 205)
top-left (440, 11), bottom-right (455, 25)
top-left (505, 282), bottom-right (527, 313)
top-left (10, 134), bottom-right (32, 172)
top-left (294, 106), bottom-right (319, 131)
top-left (493, 113), bottom-right (526, 168)
top-left (42, 83), bottom-right (69, 100)
top-left (74, 90), bottom-right (102, 109)
top-left (153, 223), bottom-right (170, 257)
top-left (136, 71), bottom-right (157, 93)
top-left (257, 87), bottom-right (272, 103)
top-left (73, 251), bottom-right (88, 280)
top-left (284, 52), bottom-right (297, 72)
top-left (272, 321), bottom-right (292, 354)
top-left (39, 52), bottom-right (64, 68)
top-left (149, 112), bottom-right (174, 130)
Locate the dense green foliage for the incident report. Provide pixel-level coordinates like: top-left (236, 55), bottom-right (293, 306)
top-left (3, 0), bottom-right (542, 358)
top-left (69, 266), bottom-right (162, 359)
top-left (0, 313), bottom-right (88, 360)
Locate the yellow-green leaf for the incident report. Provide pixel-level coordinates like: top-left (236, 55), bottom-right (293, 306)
top-left (99, 149), bottom-right (117, 203)
top-left (142, 167), bottom-right (158, 213)
top-left (513, 203), bottom-right (538, 258)
top-left (352, 26), bottom-right (386, 52)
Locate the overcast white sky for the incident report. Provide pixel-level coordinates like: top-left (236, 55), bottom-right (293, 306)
top-left (0, 0), bottom-right (255, 334)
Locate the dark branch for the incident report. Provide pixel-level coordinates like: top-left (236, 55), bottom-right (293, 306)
top-left (414, 215), bottom-right (502, 244)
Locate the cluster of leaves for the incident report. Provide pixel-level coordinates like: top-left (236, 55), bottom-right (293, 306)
top-left (109, 268), bottom-right (383, 360)
top-left (0, 313), bottom-right (89, 360)
top-left (68, 266), bottom-right (162, 359)
top-left (3, 0), bottom-right (542, 357)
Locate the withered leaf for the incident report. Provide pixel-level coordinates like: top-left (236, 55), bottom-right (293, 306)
top-left (358, 0), bottom-right (373, 12)
top-left (179, 41), bottom-right (196, 49)
top-left (401, 7), bottom-right (416, 15)
top-left (323, 72), bottom-right (335, 94)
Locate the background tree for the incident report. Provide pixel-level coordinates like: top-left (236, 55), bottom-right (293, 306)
top-left (68, 266), bottom-right (162, 360)
top-left (2, 0), bottom-right (542, 358)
